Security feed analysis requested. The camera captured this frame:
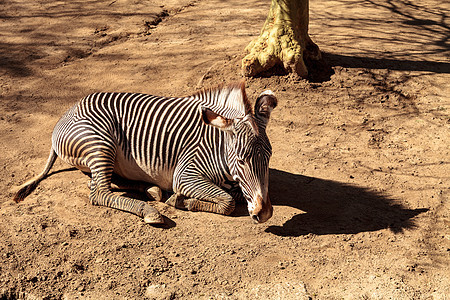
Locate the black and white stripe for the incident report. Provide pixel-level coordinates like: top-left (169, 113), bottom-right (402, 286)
top-left (13, 82), bottom-right (277, 224)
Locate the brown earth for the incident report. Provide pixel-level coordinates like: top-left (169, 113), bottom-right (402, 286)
top-left (0, 0), bottom-right (449, 299)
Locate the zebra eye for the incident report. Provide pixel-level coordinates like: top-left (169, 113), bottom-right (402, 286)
top-left (237, 159), bottom-right (245, 166)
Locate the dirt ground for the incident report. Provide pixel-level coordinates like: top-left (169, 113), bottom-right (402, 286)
top-left (0, 0), bottom-right (449, 299)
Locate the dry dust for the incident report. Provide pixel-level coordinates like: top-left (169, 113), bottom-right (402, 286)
top-left (0, 0), bottom-right (449, 299)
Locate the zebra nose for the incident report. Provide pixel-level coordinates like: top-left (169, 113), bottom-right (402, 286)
top-left (250, 195), bottom-right (273, 223)
top-left (251, 214), bottom-right (260, 223)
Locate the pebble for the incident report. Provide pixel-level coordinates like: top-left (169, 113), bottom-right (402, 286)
top-left (145, 284), bottom-right (175, 300)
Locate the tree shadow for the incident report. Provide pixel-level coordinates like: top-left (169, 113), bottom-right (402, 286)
top-left (266, 168), bottom-right (428, 237)
top-left (310, 0), bottom-right (449, 77)
top-left (324, 52), bottom-right (450, 74)
top-left (0, 42), bottom-right (34, 77)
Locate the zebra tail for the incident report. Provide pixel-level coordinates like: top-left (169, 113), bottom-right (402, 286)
top-left (12, 148), bottom-right (58, 202)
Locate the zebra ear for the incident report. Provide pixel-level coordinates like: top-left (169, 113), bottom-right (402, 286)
top-left (202, 108), bottom-right (234, 131)
top-left (254, 90), bottom-right (277, 122)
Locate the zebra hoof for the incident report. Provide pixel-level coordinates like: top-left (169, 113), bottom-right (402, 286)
top-left (165, 193), bottom-right (178, 207)
top-left (183, 199), bottom-right (198, 212)
top-left (165, 194), bottom-right (186, 210)
top-left (143, 210), bottom-right (164, 224)
top-left (142, 204), bottom-right (164, 224)
top-left (146, 186), bottom-right (162, 202)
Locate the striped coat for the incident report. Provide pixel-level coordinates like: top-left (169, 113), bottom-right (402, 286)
top-left (14, 82), bottom-right (277, 224)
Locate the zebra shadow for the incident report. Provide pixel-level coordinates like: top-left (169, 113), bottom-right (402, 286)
top-left (266, 168), bottom-right (428, 237)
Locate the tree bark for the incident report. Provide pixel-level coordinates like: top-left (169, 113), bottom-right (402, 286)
top-left (242, 0), bottom-right (321, 78)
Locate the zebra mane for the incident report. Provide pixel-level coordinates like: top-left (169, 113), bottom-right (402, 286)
top-left (195, 80), bottom-right (253, 120)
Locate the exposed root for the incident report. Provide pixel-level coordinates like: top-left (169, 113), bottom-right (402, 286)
top-left (242, 0), bottom-right (321, 78)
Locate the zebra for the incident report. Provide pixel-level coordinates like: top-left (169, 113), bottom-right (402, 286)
top-left (13, 81), bottom-right (277, 224)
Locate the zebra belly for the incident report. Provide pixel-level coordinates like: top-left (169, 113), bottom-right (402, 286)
top-left (113, 146), bottom-right (174, 191)
top-left (56, 153), bottom-right (91, 173)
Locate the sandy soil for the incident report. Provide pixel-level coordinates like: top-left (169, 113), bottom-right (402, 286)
top-left (0, 0), bottom-right (449, 299)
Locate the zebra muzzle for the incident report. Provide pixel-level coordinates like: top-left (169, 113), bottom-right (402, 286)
top-left (250, 195), bottom-right (273, 223)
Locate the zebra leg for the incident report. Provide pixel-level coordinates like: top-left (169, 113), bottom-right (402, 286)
top-left (88, 156), bottom-right (164, 224)
top-left (110, 175), bottom-right (163, 202)
top-left (182, 197), bottom-right (235, 215)
top-left (87, 177), bottom-right (163, 202)
top-left (226, 184), bottom-right (246, 203)
top-left (170, 177), bottom-right (235, 215)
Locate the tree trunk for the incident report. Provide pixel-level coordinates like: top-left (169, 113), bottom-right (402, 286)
top-left (242, 0), bottom-right (321, 78)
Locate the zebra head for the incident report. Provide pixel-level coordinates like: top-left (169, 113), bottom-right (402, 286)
top-left (202, 88), bottom-right (277, 223)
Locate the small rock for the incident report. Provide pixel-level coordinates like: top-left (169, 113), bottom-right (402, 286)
top-left (95, 258), bottom-right (103, 264)
top-left (145, 284), bottom-right (174, 300)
